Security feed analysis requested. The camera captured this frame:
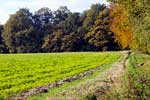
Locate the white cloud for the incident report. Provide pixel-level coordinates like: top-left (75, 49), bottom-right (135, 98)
top-left (0, 0), bottom-right (108, 24)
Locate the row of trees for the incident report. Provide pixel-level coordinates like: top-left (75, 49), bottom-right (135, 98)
top-left (0, 4), bottom-right (120, 53)
top-left (109, 0), bottom-right (150, 54)
top-left (1, 1), bottom-right (149, 54)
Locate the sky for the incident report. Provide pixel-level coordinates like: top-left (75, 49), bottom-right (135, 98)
top-left (0, 0), bottom-right (108, 24)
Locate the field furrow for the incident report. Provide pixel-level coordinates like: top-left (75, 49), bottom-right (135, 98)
top-left (0, 52), bottom-right (121, 99)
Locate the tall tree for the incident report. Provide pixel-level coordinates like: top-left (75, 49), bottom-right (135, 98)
top-left (83, 4), bottom-right (106, 28)
top-left (34, 7), bottom-right (53, 26)
top-left (109, 4), bottom-right (133, 49)
top-left (34, 7), bottom-right (54, 50)
top-left (42, 13), bottom-right (84, 52)
top-left (109, 0), bottom-right (150, 54)
top-left (53, 6), bottom-right (71, 25)
top-left (59, 13), bottom-right (85, 51)
top-left (42, 30), bottom-right (63, 52)
top-left (3, 8), bottom-right (42, 53)
top-left (85, 8), bottom-right (118, 51)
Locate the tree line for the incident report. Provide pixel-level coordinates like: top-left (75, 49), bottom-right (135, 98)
top-left (0, 4), bottom-right (120, 53)
top-left (109, 0), bottom-right (150, 54)
top-left (0, 1), bottom-right (149, 54)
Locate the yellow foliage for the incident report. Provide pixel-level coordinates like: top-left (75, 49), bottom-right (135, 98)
top-left (110, 4), bottom-right (133, 49)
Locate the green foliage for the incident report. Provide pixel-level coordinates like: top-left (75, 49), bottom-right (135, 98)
top-left (0, 52), bottom-right (121, 99)
top-left (3, 8), bottom-right (42, 53)
top-left (1, 4), bottom-right (120, 53)
top-left (130, 0), bottom-right (150, 54)
top-left (109, 0), bottom-right (150, 53)
top-left (85, 8), bottom-right (118, 51)
top-left (42, 30), bottom-right (64, 52)
top-left (42, 12), bottom-right (89, 52)
top-left (83, 4), bottom-right (105, 28)
top-left (53, 6), bottom-right (71, 24)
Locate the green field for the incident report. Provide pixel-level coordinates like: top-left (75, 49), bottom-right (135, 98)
top-left (0, 52), bottom-right (121, 99)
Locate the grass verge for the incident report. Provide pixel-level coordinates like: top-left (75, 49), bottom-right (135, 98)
top-left (102, 53), bottom-right (150, 100)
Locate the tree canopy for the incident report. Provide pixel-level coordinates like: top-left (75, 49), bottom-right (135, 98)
top-left (2, 1), bottom-right (149, 54)
top-left (3, 8), bottom-right (42, 53)
top-left (0, 4), bottom-right (122, 53)
top-left (109, 0), bottom-right (150, 54)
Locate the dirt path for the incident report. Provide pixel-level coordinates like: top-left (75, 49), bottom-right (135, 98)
top-left (47, 51), bottom-right (130, 100)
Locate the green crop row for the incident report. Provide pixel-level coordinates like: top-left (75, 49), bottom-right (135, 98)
top-left (0, 52), bottom-right (121, 99)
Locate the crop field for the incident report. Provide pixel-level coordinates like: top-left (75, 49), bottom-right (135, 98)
top-left (0, 52), bottom-right (121, 99)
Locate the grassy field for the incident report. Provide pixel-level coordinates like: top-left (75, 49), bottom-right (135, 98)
top-left (102, 53), bottom-right (150, 100)
top-left (125, 53), bottom-right (150, 99)
top-left (0, 52), bottom-right (121, 99)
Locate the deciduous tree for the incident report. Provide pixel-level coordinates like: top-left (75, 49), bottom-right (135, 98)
top-left (3, 8), bottom-right (42, 53)
top-left (109, 4), bottom-right (133, 49)
top-left (85, 8), bottom-right (118, 51)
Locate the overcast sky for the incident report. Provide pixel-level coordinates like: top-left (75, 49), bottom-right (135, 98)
top-left (0, 0), bottom-right (108, 24)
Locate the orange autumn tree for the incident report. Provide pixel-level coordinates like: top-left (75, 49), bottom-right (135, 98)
top-left (109, 4), bottom-right (133, 49)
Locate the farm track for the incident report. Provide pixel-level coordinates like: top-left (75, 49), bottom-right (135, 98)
top-left (47, 51), bottom-right (130, 100)
top-left (96, 51), bottom-right (130, 99)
